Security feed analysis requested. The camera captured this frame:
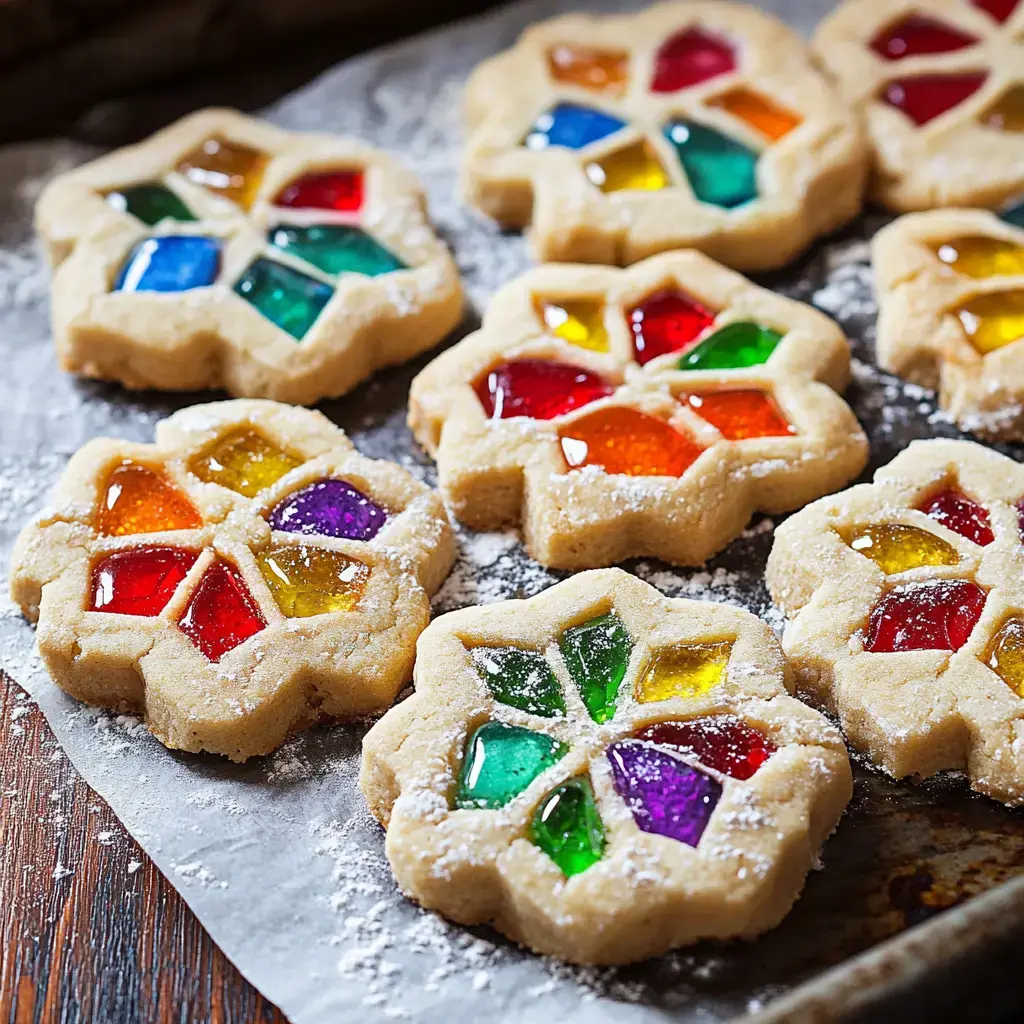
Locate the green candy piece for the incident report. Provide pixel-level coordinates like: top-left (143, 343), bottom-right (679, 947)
top-left (663, 119), bottom-right (758, 209)
top-left (530, 776), bottom-right (605, 876)
top-left (268, 224), bottom-right (406, 278)
top-left (560, 612), bottom-right (633, 724)
top-left (233, 257), bottom-right (333, 341)
top-left (679, 321), bottom-right (783, 371)
top-left (456, 722), bottom-right (567, 810)
top-left (105, 183), bottom-right (196, 227)
top-left (471, 646), bottom-right (565, 718)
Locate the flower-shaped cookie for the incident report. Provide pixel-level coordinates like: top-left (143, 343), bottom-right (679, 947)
top-left (461, 0), bottom-right (866, 271)
top-left (36, 107), bottom-right (462, 405)
top-left (814, 0), bottom-right (1024, 211)
top-left (410, 250), bottom-right (868, 570)
top-left (10, 400), bottom-right (456, 761)
top-left (874, 207), bottom-right (1024, 439)
top-left (361, 569), bottom-right (851, 964)
top-left (766, 439), bottom-right (1024, 805)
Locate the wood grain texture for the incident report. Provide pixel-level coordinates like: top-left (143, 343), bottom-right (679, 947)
top-left (0, 671), bottom-right (288, 1024)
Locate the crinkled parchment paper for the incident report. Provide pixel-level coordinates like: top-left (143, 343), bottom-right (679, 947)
top-left (0, 0), bottom-right (986, 1020)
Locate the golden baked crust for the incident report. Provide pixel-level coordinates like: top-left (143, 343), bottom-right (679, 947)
top-left (767, 439), bottom-right (1024, 804)
top-left (361, 568), bottom-right (851, 964)
top-left (461, 0), bottom-right (866, 270)
top-left (814, 0), bottom-right (1024, 211)
top-left (10, 400), bottom-right (456, 761)
top-left (37, 108), bottom-right (463, 405)
top-left (410, 250), bottom-right (868, 570)
top-left (873, 208), bottom-right (1024, 439)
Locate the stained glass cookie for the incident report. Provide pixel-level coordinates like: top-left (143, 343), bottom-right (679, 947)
top-left (9, 400), bottom-right (456, 761)
top-left (361, 568), bottom-right (852, 964)
top-left (409, 249), bottom-right (868, 570)
top-left (874, 207), bottom-right (1024, 438)
top-left (814, 0), bottom-right (1024, 212)
top-left (766, 439), bottom-right (1024, 805)
top-left (35, 108), bottom-right (462, 405)
top-left (461, 1), bottom-right (867, 271)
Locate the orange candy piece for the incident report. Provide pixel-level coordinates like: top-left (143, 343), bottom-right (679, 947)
top-left (559, 407), bottom-right (704, 477)
top-left (97, 463), bottom-right (202, 536)
top-left (682, 389), bottom-right (795, 440)
top-left (707, 87), bottom-right (802, 141)
top-left (546, 44), bottom-right (629, 94)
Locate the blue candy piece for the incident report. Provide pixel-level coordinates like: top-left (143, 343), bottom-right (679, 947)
top-left (114, 235), bottom-right (221, 293)
top-left (525, 103), bottom-right (627, 151)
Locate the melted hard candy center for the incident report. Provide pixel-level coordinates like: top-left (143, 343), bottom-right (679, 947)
top-left (97, 463), bottom-right (202, 536)
top-left (865, 579), bottom-right (986, 653)
top-left (634, 717), bottom-right (777, 781)
top-left (847, 523), bottom-right (959, 574)
top-left (636, 642), bottom-right (733, 702)
top-left (269, 479), bottom-right (387, 542)
top-left (474, 359), bottom-right (613, 421)
top-left (530, 777), bottom-right (606, 876)
top-left (559, 612), bottom-right (633, 723)
top-left (90, 547), bottom-right (198, 616)
top-left (190, 427), bottom-right (301, 498)
top-left (629, 289), bottom-right (715, 364)
top-left (257, 544), bottom-right (371, 617)
top-left (178, 559), bottom-right (266, 662)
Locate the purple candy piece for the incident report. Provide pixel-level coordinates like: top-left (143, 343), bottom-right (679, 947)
top-left (268, 478), bottom-right (387, 541)
top-left (606, 740), bottom-right (721, 847)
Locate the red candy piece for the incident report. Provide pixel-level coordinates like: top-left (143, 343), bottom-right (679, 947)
top-left (474, 359), bottom-right (614, 420)
top-left (865, 579), bottom-right (986, 653)
top-left (650, 27), bottom-right (735, 93)
top-left (918, 488), bottom-right (993, 546)
top-left (90, 547), bottom-right (198, 616)
top-left (1017, 498), bottom-right (1024, 537)
top-left (629, 290), bottom-right (715, 365)
top-left (636, 716), bottom-right (777, 781)
top-left (883, 73), bottom-right (987, 126)
top-left (870, 15), bottom-right (978, 61)
top-left (972, 0), bottom-right (1018, 22)
top-left (178, 559), bottom-right (266, 662)
top-left (274, 171), bottom-right (364, 213)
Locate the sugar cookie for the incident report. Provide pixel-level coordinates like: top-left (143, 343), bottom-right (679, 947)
top-left (36, 108), bottom-right (462, 405)
top-left (767, 439), bottom-right (1024, 804)
top-left (814, 0), bottom-right (1024, 211)
top-left (361, 568), bottom-right (851, 964)
top-left (410, 250), bottom-right (868, 570)
top-left (461, 0), bottom-right (866, 271)
top-left (874, 207), bottom-right (1024, 438)
top-left (10, 400), bottom-right (456, 761)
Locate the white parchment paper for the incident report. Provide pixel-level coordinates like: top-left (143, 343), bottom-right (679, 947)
top-left (0, 1), bottom-right (950, 1020)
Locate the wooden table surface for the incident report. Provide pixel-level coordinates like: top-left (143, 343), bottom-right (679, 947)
top-left (0, 671), bottom-right (287, 1023)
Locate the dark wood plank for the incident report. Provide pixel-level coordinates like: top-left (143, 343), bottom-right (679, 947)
top-left (0, 671), bottom-right (288, 1024)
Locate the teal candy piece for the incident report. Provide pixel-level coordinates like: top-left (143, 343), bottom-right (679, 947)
top-left (678, 321), bottom-right (783, 371)
top-left (560, 612), bottom-right (633, 724)
top-left (456, 722), bottom-right (567, 810)
top-left (114, 236), bottom-right (221, 293)
top-left (1002, 199), bottom-right (1024, 229)
top-left (268, 224), bottom-right (406, 278)
top-left (106, 183), bottom-right (196, 226)
top-left (663, 119), bottom-right (759, 209)
top-left (471, 647), bottom-right (566, 718)
top-left (233, 257), bottom-right (333, 341)
top-left (530, 776), bottom-right (605, 876)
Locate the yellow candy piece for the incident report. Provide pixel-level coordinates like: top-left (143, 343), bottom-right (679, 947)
top-left (846, 523), bottom-right (958, 574)
top-left (585, 141), bottom-right (670, 193)
top-left (191, 427), bottom-right (302, 498)
top-left (955, 291), bottom-right (1024, 355)
top-left (635, 642), bottom-right (733, 702)
top-left (175, 137), bottom-right (268, 210)
top-left (987, 617), bottom-right (1024, 697)
top-left (981, 85), bottom-right (1024, 133)
top-left (707, 87), bottom-right (801, 142)
top-left (257, 544), bottom-right (370, 617)
top-left (935, 236), bottom-right (1024, 279)
top-left (536, 298), bottom-right (609, 352)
